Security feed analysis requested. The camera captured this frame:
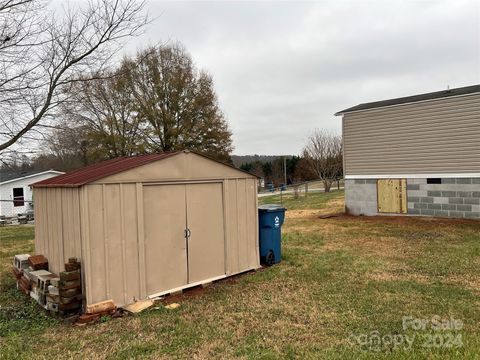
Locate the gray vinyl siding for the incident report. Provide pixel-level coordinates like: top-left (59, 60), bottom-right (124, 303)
top-left (343, 93), bottom-right (480, 176)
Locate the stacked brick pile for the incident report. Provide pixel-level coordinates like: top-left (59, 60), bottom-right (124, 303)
top-left (57, 258), bottom-right (82, 314)
top-left (12, 254), bottom-right (83, 315)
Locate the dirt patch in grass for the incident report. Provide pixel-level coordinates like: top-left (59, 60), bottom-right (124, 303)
top-left (446, 274), bottom-right (480, 294)
top-left (286, 196), bottom-right (344, 219)
top-left (287, 209), bottom-right (328, 219)
top-left (323, 213), bottom-right (480, 226)
top-left (367, 269), bottom-right (431, 284)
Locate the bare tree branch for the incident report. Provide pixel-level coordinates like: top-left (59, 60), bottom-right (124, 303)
top-left (0, 0), bottom-right (147, 152)
top-left (303, 129), bottom-right (343, 192)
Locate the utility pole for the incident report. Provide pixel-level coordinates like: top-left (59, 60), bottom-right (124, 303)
top-left (284, 156), bottom-right (287, 186)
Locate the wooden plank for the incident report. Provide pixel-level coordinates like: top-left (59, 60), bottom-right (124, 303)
top-left (400, 179), bottom-right (407, 214)
top-left (377, 179), bottom-right (406, 214)
top-left (123, 299), bottom-right (154, 314)
top-left (86, 299), bottom-right (116, 314)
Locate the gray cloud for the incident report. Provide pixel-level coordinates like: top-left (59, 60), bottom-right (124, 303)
top-left (126, 0), bottom-right (480, 155)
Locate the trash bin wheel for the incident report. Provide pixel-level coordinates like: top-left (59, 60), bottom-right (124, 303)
top-left (265, 250), bottom-right (275, 266)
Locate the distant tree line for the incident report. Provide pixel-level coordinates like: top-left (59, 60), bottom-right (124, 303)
top-left (238, 130), bottom-right (343, 192)
top-left (239, 156), bottom-right (317, 186)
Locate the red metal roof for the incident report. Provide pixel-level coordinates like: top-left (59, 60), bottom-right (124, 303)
top-left (32, 152), bottom-right (181, 187)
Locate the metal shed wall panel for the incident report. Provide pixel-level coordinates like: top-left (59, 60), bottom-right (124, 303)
top-left (34, 188), bottom-right (82, 275)
top-left (80, 183), bottom-right (144, 306)
top-left (343, 93), bottom-right (480, 176)
top-left (224, 178), bottom-right (259, 275)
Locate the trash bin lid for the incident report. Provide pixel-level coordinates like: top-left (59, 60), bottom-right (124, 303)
top-left (258, 204), bottom-right (286, 212)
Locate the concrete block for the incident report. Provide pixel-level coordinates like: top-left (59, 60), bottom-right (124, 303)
top-left (457, 204), bottom-right (472, 212)
top-left (424, 184), bottom-right (446, 191)
top-left (408, 196), bottom-right (420, 203)
top-left (472, 205), bottom-right (480, 213)
top-left (420, 197), bottom-right (434, 203)
top-left (365, 179), bottom-right (377, 184)
top-left (473, 192), bottom-right (480, 198)
top-left (457, 178), bottom-right (472, 184)
top-left (420, 209), bottom-right (434, 216)
top-left (464, 198), bottom-right (480, 205)
top-left (408, 178), bottom-right (427, 184)
top-left (408, 190), bottom-right (427, 197)
top-left (427, 203), bottom-right (442, 210)
top-left (449, 198), bottom-right (464, 205)
top-left (427, 191), bottom-right (441, 197)
top-left (430, 184), bottom-right (478, 191)
top-left (346, 206), bottom-right (360, 215)
top-left (449, 211), bottom-right (463, 218)
top-left (408, 203), bottom-right (415, 209)
top-left (409, 208), bottom-right (421, 215)
top-left (433, 197), bottom-right (449, 204)
top-left (472, 178), bottom-right (480, 184)
top-left (441, 178), bottom-right (456, 184)
top-left (354, 179), bottom-right (366, 184)
top-left (414, 203), bottom-right (428, 209)
top-left (14, 254), bottom-right (31, 270)
top-left (407, 184), bottom-right (420, 190)
top-left (442, 204), bottom-right (456, 211)
top-left (457, 191), bottom-right (472, 198)
top-left (465, 212), bottom-right (480, 219)
top-left (434, 210), bottom-right (449, 217)
top-left (442, 191), bottom-right (456, 197)
top-left (362, 208), bottom-right (378, 216)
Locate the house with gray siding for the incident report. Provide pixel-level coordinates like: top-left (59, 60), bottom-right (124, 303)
top-left (335, 84), bottom-right (480, 219)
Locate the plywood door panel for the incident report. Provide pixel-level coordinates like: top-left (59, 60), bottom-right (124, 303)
top-left (143, 185), bottom-right (188, 295)
top-left (377, 179), bottom-right (407, 214)
top-left (186, 183), bottom-right (225, 284)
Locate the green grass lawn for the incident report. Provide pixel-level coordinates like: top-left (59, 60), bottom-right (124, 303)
top-left (258, 188), bottom-right (343, 210)
top-left (1, 191), bottom-right (480, 359)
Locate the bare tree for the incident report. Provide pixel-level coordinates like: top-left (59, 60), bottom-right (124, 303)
top-left (303, 129), bottom-right (343, 192)
top-left (61, 61), bottom-right (146, 160)
top-left (0, 0), bottom-right (147, 153)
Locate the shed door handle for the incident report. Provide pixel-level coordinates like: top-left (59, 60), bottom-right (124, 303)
top-left (185, 228), bottom-right (191, 238)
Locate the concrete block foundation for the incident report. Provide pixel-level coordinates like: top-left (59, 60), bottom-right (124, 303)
top-left (345, 178), bottom-right (480, 219)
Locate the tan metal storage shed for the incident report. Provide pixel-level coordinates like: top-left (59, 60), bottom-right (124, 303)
top-left (32, 151), bottom-right (260, 307)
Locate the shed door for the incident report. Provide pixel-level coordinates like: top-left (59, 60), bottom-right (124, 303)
top-left (377, 179), bottom-right (407, 214)
top-left (186, 183), bottom-right (225, 283)
top-left (143, 182), bottom-right (225, 296)
top-left (143, 185), bottom-right (188, 295)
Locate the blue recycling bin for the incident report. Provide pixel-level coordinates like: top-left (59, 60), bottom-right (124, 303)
top-left (258, 204), bottom-right (286, 266)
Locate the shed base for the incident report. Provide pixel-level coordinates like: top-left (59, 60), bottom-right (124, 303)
top-left (147, 274), bottom-right (227, 300)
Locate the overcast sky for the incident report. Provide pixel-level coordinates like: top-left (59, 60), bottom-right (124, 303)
top-left (125, 0), bottom-right (480, 155)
